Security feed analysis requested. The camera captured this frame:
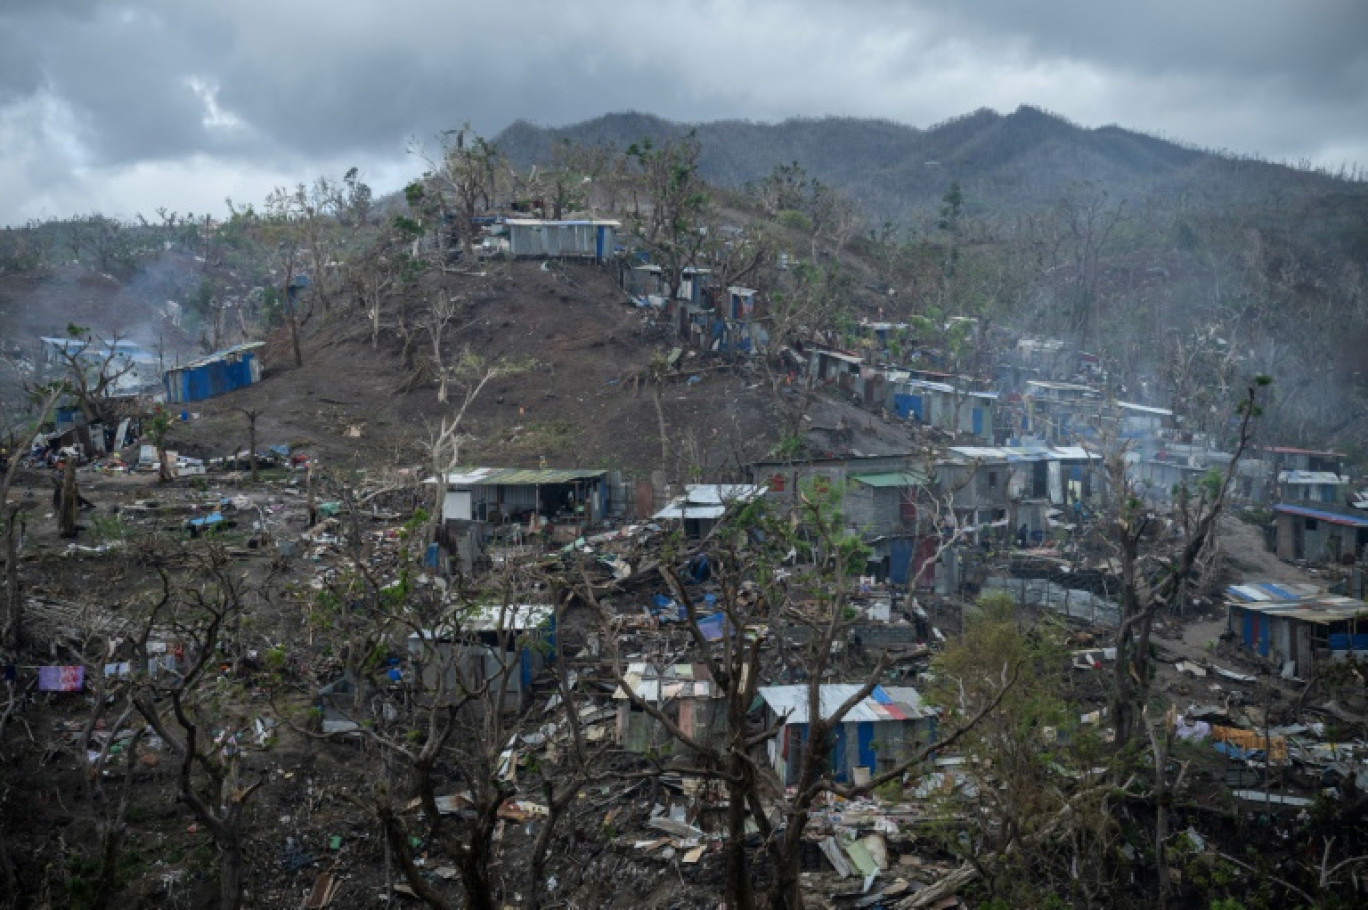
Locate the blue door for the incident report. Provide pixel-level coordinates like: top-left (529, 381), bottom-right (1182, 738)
top-left (856, 722), bottom-right (877, 772)
top-left (893, 394), bottom-right (924, 420)
top-left (972, 408), bottom-right (984, 436)
top-left (889, 538), bottom-right (915, 584)
top-left (831, 723), bottom-right (848, 782)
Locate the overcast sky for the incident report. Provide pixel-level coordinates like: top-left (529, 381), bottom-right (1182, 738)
top-left (2, 0), bottom-right (1366, 224)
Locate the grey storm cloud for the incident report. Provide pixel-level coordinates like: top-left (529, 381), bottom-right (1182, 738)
top-left (1, 0), bottom-right (1365, 221)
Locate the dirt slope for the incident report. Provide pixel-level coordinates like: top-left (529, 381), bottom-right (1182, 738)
top-left (1217, 514), bottom-right (1319, 586)
top-left (171, 260), bottom-right (798, 478)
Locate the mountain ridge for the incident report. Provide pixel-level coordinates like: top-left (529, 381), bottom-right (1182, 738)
top-left (496, 106), bottom-right (1355, 222)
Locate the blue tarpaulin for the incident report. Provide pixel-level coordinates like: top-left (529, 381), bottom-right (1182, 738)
top-left (697, 612), bottom-right (727, 641)
top-left (188, 512), bottom-right (223, 529)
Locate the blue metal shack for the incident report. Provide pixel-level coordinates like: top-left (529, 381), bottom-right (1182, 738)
top-left (163, 342), bottom-right (265, 404)
top-left (758, 684), bottom-right (938, 785)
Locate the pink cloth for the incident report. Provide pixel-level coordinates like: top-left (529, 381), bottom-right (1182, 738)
top-left (38, 665), bottom-right (84, 692)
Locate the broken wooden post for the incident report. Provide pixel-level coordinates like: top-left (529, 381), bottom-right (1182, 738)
top-left (240, 408), bottom-right (260, 482)
top-left (58, 458), bottom-right (79, 538)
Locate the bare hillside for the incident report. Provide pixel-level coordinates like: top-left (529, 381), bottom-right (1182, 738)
top-left (170, 260), bottom-right (810, 477)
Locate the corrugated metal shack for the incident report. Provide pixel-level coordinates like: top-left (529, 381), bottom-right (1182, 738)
top-left (886, 374), bottom-right (998, 442)
top-left (652, 483), bottom-right (766, 539)
top-left (407, 604), bottom-right (554, 712)
top-left (163, 342), bottom-right (264, 404)
top-left (1226, 582), bottom-right (1368, 673)
top-left (39, 336), bottom-right (162, 399)
top-left (758, 684), bottom-right (937, 785)
top-left (437, 466), bottom-right (611, 571)
top-left (615, 663), bottom-right (725, 753)
top-left (503, 219), bottom-right (619, 261)
top-left (439, 467), bottom-right (609, 526)
top-left (1273, 502), bottom-right (1368, 562)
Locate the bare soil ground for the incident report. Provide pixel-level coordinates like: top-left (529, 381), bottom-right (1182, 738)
top-left (165, 259), bottom-right (909, 479)
top-left (1217, 514), bottom-right (1319, 585)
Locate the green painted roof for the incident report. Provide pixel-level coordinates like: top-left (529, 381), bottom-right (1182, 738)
top-left (849, 471), bottom-right (927, 488)
top-left (447, 467), bottom-right (606, 486)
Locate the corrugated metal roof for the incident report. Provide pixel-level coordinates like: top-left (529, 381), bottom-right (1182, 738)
top-left (1117, 401), bottom-right (1173, 416)
top-left (1265, 446), bottom-right (1345, 457)
top-left (679, 484), bottom-right (765, 505)
top-left (948, 445), bottom-right (1096, 463)
top-left (1278, 471), bottom-right (1347, 485)
top-left (504, 218), bottom-right (621, 227)
top-left (445, 467), bottom-right (606, 486)
top-left (1229, 598), bottom-right (1368, 624)
top-left (615, 663), bottom-right (718, 701)
top-left (1225, 582), bottom-right (1368, 623)
top-left (40, 336), bottom-right (143, 351)
top-left (172, 342), bottom-right (265, 372)
top-left (900, 378), bottom-right (955, 393)
top-left (1273, 503), bottom-right (1368, 529)
top-left (849, 472), bottom-right (928, 488)
top-left (1051, 446), bottom-right (1099, 461)
top-left (757, 684), bottom-right (934, 724)
top-left (654, 484), bottom-right (765, 520)
top-left (949, 446), bottom-right (1050, 463)
top-left (41, 336), bottom-right (156, 363)
top-left (654, 504), bottom-right (726, 519)
top-left (487, 468), bottom-right (605, 485)
top-left (408, 603), bottom-right (553, 637)
top-left (1025, 380), bottom-right (1098, 392)
top-left (1226, 582), bottom-right (1322, 603)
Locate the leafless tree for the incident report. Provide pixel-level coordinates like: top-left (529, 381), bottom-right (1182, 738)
top-left (44, 328), bottom-right (139, 426)
top-left (1106, 380), bottom-right (1266, 752)
top-left (596, 482), bottom-right (1011, 910)
top-left (239, 408), bottom-right (260, 481)
top-left (130, 542), bottom-right (272, 910)
top-left (418, 126), bottom-right (504, 257)
top-left (1, 382), bottom-right (64, 653)
top-left (422, 351), bottom-right (529, 539)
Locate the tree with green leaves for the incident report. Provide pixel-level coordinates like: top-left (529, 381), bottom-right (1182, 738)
top-left (271, 482), bottom-right (598, 910)
top-left (264, 168), bottom-right (378, 320)
top-left (421, 125), bottom-right (504, 257)
top-left (920, 592), bottom-right (1114, 907)
top-left (626, 132), bottom-right (710, 302)
top-left (145, 405), bottom-right (173, 484)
